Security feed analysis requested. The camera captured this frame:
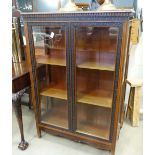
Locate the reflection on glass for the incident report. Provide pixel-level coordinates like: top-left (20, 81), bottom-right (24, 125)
top-left (33, 27), bottom-right (64, 48)
top-left (32, 26), bottom-right (66, 66)
top-left (32, 26), bottom-right (68, 129)
top-left (17, 0), bottom-right (33, 12)
top-left (75, 26), bottom-right (118, 139)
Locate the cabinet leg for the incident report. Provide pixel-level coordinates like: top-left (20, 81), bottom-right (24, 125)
top-left (111, 149), bottom-right (115, 155)
top-left (34, 108), bottom-right (41, 138)
top-left (111, 143), bottom-right (116, 155)
top-left (13, 97), bottom-right (29, 150)
top-left (37, 127), bottom-right (42, 138)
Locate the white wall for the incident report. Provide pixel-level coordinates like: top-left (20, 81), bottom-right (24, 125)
top-left (125, 34), bottom-right (143, 111)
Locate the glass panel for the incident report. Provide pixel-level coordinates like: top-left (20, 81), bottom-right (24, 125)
top-left (32, 26), bottom-right (68, 129)
top-left (75, 26), bottom-right (118, 139)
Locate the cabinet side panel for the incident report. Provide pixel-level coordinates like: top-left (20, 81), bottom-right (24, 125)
top-left (24, 22), bottom-right (41, 136)
top-left (119, 22), bottom-right (131, 127)
top-left (111, 22), bottom-right (130, 154)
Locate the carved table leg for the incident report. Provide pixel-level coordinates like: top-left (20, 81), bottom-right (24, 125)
top-left (12, 88), bottom-right (29, 150)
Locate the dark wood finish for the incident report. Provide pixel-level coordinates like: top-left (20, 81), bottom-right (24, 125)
top-left (12, 7), bottom-right (30, 149)
top-left (22, 11), bottom-right (133, 155)
top-left (12, 62), bottom-right (30, 93)
top-left (39, 124), bottom-right (112, 151)
top-left (13, 92), bottom-right (29, 150)
top-left (12, 61), bottom-right (30, 150)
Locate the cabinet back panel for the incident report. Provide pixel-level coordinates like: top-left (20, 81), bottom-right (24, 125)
top-left (77, 68), bottom-right (114, 93)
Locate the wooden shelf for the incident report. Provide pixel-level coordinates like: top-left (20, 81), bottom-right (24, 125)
top-left (77, 48), bottom-right (115, 53)
top-left (37, 57), bottom-right (66, 66)
top-left (77, 90), bottom-right (112, 108)
top-left (40, 87), bottom-right (67, 100)
top-left (77, 61), bottom-right (115, 71)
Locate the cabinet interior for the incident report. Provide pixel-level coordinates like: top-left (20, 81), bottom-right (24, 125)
top-left (75, 26), bottom-right (117, 139)
top-left (32, 25), bottom-right (118, 139)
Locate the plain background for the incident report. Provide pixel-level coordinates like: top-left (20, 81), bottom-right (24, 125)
top-left (0, 0), bottom-right (154, 155)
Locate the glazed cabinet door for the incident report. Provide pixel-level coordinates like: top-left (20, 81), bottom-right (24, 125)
top-left (30, 24), bottom-right (70, 129)
top-left (71, 23), bottom-right (121, 140)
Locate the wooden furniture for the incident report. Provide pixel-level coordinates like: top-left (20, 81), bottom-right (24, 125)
top-left (12, 61), bottom-right (30, 150)
top-left (126, 79), bottom-right (143, 127)
top-left (22, 10), bottom-right (133, 155)
top-left (130, 18), bottom-right (140, 45)
top-left (12, 62), bottom-right (30, 93)
top-left (12, 6), bottom-right (30, 150)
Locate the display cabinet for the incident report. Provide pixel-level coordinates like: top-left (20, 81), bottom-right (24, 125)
top-left (22, 10), bottom-right (133, 155)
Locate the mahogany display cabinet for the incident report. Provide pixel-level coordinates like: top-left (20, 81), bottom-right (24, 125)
top-left (22, 10), bottom-right (133, 155)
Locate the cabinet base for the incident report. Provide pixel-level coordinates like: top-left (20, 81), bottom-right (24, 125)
top-left (38, 123), bottom-right (112, 152)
